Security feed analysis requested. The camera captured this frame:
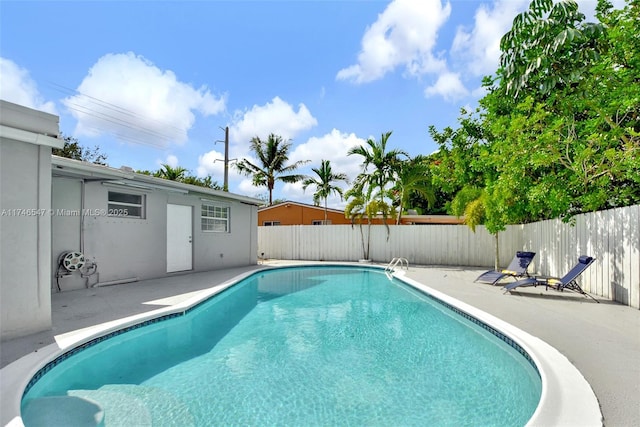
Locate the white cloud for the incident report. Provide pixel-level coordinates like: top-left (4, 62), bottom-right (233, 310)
top-left (0, 58), bottom-right (57, 115)
top-left (63, 52), bottom-right (225, 147)
top-left (222, 96), bottom-right (318, 196)
top-left (424, 72), bottom-right (469, 102)
top-left (229, 96), bottom-right (317, 154)
top-left (196, 149), bottom-right (226, 179)
top-left (290, 129), bottom-right (365, 183)
top-left (164, 154), bottom-right (179, 168)
top-left (285, 129), bottom-right (368, 206)
top-left (451, 0), bottom-right (528, 78)
top-left (237, 178), bottom-right (265, 199)
top-left (336, 0), bottom-right (451, 84)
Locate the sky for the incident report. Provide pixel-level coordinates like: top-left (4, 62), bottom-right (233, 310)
top-left (0, 0), bottom-right (622, 208)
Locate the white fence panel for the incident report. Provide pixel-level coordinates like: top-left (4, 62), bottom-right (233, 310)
top-left (259, 223), bottom-right (524, 267)
top-left (258, 205), bottom-right (639, 308)
top-left (519, 205), bottom-right (639, 308)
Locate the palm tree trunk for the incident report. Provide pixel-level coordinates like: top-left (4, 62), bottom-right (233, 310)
top-left (396, 190), bottom-right (404, 225)
top-left (324, 198), bottom-right (328, 224)
top-left (365, 218), bottom-right (371, 260)
top-left (358, 222), bottom-right (367, 259)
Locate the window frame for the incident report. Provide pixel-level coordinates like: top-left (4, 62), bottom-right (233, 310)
top-left (263, 221), bottom-right (281, 226)
top-left (107, 190), bottom-right (145, 219)
top-left (201, 203), bottom-right (230, 233)
top-left (312, 219), bottom-right (332, 225)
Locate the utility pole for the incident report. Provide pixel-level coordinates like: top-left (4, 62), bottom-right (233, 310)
top-left (223, 126), bottom-right (229, 192)
top-left (215, 126), bottom-right (231, 192)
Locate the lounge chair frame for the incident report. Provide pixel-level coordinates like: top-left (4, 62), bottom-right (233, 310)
top-left (503, 256), bottom-right (598, 303)
top-left (475, 251), bottom-right (536, 285)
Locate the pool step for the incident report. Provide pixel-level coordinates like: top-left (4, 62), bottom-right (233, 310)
top-left (24, 385), bottom-right (195, 427)
top-left (21, 395), bottom-right (105, 427)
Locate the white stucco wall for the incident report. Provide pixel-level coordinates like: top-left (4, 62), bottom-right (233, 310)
top-left (0, 101), bottom-right (62, 340)
top-left (51, 176), bottom-right (259, 291)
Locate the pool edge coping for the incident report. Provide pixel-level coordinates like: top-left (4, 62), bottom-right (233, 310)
top-left (1, 263), bottom-right (603, 427)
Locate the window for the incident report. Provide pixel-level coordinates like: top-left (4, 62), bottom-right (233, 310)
top-left (202, 204), bottom-right (230, 232)
top-left (108, 191), bottom-right (144, 218)
top-left (312, 220), bottom-right (332, 225)
top-left (263, 221), bottom-right (281, 226)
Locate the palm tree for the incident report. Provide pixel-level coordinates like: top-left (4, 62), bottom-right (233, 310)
top-left (302, 160), bottom-right (349, 224)
top-left (392, 155), bottom-right (436, 224)
top-left (344, 183), bottom-right (393, 260)
top-left (157, 164), bottom-right (188, 181)
top-left (235, 134), bottom-right (309, 205)
top-left (347, 131), bottom-right (408, 224)
top-left (344, 186), bottom-right (373, 260)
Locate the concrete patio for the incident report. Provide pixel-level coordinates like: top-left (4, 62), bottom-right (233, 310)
top-left (1, 262), bottom-right (638, 426)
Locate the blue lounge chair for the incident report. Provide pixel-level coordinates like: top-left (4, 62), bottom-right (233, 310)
top-left (475, 251), bottom-right (536, 285)
top-left (503, 256), bottom-right (598, 302)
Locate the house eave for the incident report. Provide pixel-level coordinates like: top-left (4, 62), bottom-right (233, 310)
top-left (0, 125), bottom-right (64, 149)
top-left (51, 156), bottom-right (262, 205)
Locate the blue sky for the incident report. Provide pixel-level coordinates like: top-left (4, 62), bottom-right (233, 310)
top-left (1, 0), bottom-right (618, 207)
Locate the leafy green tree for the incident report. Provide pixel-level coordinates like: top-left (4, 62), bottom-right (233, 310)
top-left (348, 131), bottom-right (408, 225)
top-left (449, 186), bottom-right (485, 231)
top-left (181, 175), bottom-right (222, 190)
top-left (428, 110), bottom-right (490, 197)
top-left (488, 0), bottom-right (639, 218)
top-left (235, 133), bottom-right (309, 205)
top-left (302, 160), bottom-right (349, 224)
top-left (426, 0), bottom-right (639, 267)
top-left (391, 155), bottom-right (436, 224)
top-left (499, 0), bottom-right (606, 98)
top-left (138, 166), bottom-right (221, 189)
top-left (52, 134), bottom-right (108, 165)
top-left (429, 106), bottom-right (509, 268)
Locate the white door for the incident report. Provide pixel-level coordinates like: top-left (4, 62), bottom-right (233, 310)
top-left (167, 204), bottom-right (192, 272)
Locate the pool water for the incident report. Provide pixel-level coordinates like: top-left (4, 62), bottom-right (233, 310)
top-left (22, 267), bottom-right (541, 426)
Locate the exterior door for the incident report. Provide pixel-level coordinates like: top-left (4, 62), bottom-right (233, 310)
top-left (167, 204), bottom-right (192, 272)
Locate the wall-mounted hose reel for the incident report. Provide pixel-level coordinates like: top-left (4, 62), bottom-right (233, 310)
top-left (60, 251), bottom-right (86, 272)
top-left (56, 251), bottom-right (97, 291)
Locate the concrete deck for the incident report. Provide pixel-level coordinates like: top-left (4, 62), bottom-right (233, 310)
top-left (1, 262), bottom-right (639, 426)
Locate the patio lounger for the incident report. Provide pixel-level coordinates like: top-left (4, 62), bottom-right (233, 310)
top-left (475, 251), bottom-right (536, 285)
top-left (503, 255), bottom-right (598, 302)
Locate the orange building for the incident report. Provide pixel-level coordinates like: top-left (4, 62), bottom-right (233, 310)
top-left (257, 201), bottom-right (464, 226)
top-left (258, 201), bottom-right (351, 226)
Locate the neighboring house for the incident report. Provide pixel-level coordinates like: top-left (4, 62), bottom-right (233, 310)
top-left (258, 201), bottom-right (351, 226)
top-left (398, 215), bottom-right (464, 225)
top-left (258, 200), bottom-right (464, 226)
top-left (0, 100), bottom-right (262, 341)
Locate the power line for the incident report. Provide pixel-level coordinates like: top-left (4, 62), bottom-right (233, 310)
top-left (46, 81), bottom-right (188, 147)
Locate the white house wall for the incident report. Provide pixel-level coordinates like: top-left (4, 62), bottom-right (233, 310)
top-left (1, 112), bottom-right (61, 340)
top-left (194, 202), bottom-right (258, 270)
top-left (52, 179), bottom-right (258, 291)
top-left (51, 177), bottom-right (83, 289)
top-left (1, 141), bottom-right (53, 338)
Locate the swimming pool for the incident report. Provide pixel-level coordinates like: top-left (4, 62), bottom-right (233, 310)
top-left (20, 266), bottom-right (542, 426)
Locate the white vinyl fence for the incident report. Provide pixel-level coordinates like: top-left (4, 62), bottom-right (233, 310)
top-left (258, 205), bottom-right (640, 308)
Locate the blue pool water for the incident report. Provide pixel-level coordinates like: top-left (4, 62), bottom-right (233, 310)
top-left (22, 266), bottom-right (541, 426)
